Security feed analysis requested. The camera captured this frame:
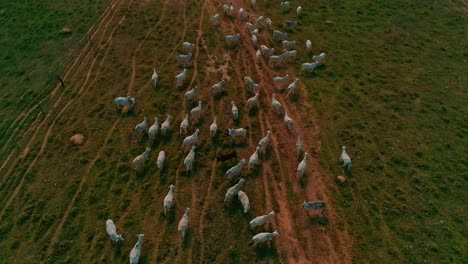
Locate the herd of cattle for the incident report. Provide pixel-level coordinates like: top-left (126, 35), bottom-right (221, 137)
top-left (110, 1), bottom-right (353, 263)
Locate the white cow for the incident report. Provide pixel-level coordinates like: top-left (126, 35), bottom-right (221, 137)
top-left (340, 146), bottom-right (352, 170)
top-left (312, 52), bottom-right (326, 64)
top-left (132, 147), bottom-right (151, 171)
top-left (249, 210), bottom-right (276, 230)
top-left (225, 159), bottom-right (246, 179)
top-left (180, 114), bottom-right (189, 135)
top-left (135, 117), bottom-right (148, 136)
top-left (258, 130), bottom-right (271, 153)
top-left (252, 231), bottom-right (279, 246)
top-left (297, 152), bottom-right (308, 178)
top-left (224, 178), bottom-right (245, 202)
top-left (269, 54), bottom-right (285, 64)
top-left (238, 8), bottom-right (245, 20)
top-left (280, 1), bottom-right (289, 9)
top-left (248, 147), bottom-right (260, 170)
top-left (114, 96), bottom-right (136, 111)
top-left (244, 76), bottom-right (260, 91)
top-left (183, 42), bottom-right (195, 52)
top-left (256, 49), bottom-right (261, 60)
top-left (106, 219), bottom-right (124, 243)
top-left (238, 190), bottom-right (250, 213)
top-left (157, 150), bottom-right (165, 169)
top-left (184, 146), bottom-right (196, 174)
top-left (161, 115), bottom-right (173, 136)
top-left (282, 40), bottom-right (296, 49)
top-left (178, 208), bottom-right (190, 240)
top-left (306, 40), bottom-right (312, 51)
top-left (226, 33), bottom-right (240, 46)
top-left (266, 18), bottom-right (272, 28)
top-left (271, 93), bottom-right (283, 113)
top-left (152, 68), bottom-right (158, 88)
top-left (148, 117), bottom-right (159, 140)
top-left (210, 116), bottom-right (217, 137)
top-left (260, 45), bottom-right (275, 56)
top-left (284, 111), bottom-right (294, 130)
top-left (185, 86), bottom-right (198, 101)
top-left (251, 34), bottom-right (257, 47)
top-left (175, 68), bottom-right (188, 86)
top-left (212, 14), bottom-right (220, 25)
top-left (228, 128), bottom-right (247, 137)
top-left (297, 6), bottom-right (303, 16)
top-left (273, 30), bottom-right (288, 40)
top-left (176, 53), bottom-right (192, 66)
top-left (255, 16), bottom-right (264, 28)
top-left (163, 184), bottom-right (174, 215)
top-left (190, 101), bottom-right (202, 122)
top-left (286, 78), bottom-right (300, 96)
top-left (246, 93), bottom-right (259, 110)
top-left (283, 49), bottom-right (297, 60)
top-left (181, 128), bottom-right (199, 149)
top-left (251, 28), bottom-right (259, 36)
top-left (301, 61), bottom-right (318, 72)
top-left (273, 74), bottom-right (290, 86)
top-left (245, 22), bottom-right (256, 32)
top-left (212, 80), bottom-right (226, 93)
top-left (129, 234), bottom-right (144, 264)
top-left (231, 101), bottom-right (239, 120)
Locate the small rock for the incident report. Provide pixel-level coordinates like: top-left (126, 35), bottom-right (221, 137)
top-left (337, 175), bottom-right (346, 183)
top-left (61, 27), bottom-right (72, 34)
top-left (70, 134), bottom-right (85, 145)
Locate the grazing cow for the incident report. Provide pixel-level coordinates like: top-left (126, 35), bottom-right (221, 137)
top-left (266, 18), bottom-right (272, 28)
top-left (280, 1), bottom-right (290, 9)
top-left (282, 49), bottom-right (297, 61)
top-left (161, 115), bottom-right (173, 136)
top-left (190, 101), bottom-right (202, 122)
top-left (286, 78), bottom-right (300, 96)
top-left (225, 159), bottom-right (246, 179)
top-left (246, 93), bottom-right (259, 110)
top-left (184, 146), bottom-right (196, 174)
top-left (297, 6), bottom-right (303, 16)
top-left (225, 178), bottom-right (245, 202)
top-left (212, 80), bottom-right (226, 94)
top-left (132, 147), bottom-right (151, 171)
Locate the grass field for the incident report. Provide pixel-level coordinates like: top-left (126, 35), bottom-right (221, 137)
top-left (0, 0), bottom-right (466, 263)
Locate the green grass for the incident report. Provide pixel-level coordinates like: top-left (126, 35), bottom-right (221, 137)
top-left (289, 0), bottom-right (466, 262)
top-left (0, 0), bottom-right (466, 263)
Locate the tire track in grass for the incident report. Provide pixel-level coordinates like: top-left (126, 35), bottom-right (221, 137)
top-left (44, 118), bottom-right (121, 259)
top-left (0, 0), bottom-right (127, 202)
top-left (0, 0), bottom-right (120, 160)
top-left (41, 0), bottom-right (136, 258)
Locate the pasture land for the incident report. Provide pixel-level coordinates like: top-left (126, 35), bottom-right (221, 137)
top-left (0, 0), bottom-right (465, 263)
